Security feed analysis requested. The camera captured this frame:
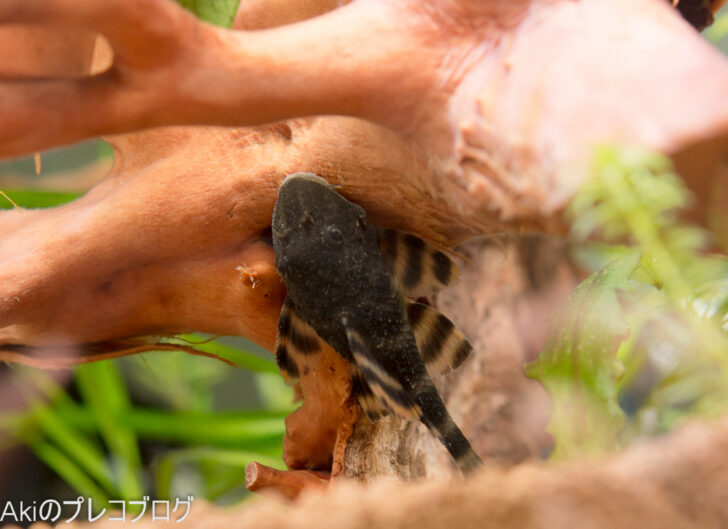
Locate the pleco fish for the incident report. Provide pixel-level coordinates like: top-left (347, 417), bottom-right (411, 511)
top-left (271, 172), bottom-right (482, 473)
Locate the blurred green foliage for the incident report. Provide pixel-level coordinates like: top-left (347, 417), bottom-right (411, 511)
top-left (1, 344), bottom-right (293, 510)
top-left (0, 190), bottom-right (80, 209)
top-left (528, 146), bottom-right (728, 459)
top-left (0, 140), bottom-right (112, 183)
top-left (0, 184), bottom-right (293, 506)
top-left (526, 252), bottom-right (640, 458)
top-left (173, 0), bottom-right (240, 28)
top-left (705, 8), bottom-right (728, 46)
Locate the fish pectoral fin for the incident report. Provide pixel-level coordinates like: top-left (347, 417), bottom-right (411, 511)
top-left (377, 228), bottom-right (460, 298)
top-left (406, 301), bottom-right (474, 377)
top-left (351, 366), bottom-right (392, 422)
top-left (274, 296), bottom-right (323, 385)
top-left (344, 325), bottom-right (421, 421)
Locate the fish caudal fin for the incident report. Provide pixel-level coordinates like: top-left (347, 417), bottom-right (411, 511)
top-left (418, 395), bottom-right (484, 474)
top-left (344, 318), bottom-right (482, 474)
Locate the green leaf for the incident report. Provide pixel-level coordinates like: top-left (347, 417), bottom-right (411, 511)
top-left (75, 361), bottom-right (145, 500)
top-left (122, 350), bottom-right (227, 411)
top-left (32, 440), bottom-right (111, 511)
top-left (526, 251), bottom-right (641, 459)
top-left (120, 408), bottom-right (287, 446)
top-left (23, 392), bottom-right (118, 496)
top-left (42, 404), bottom-right (288, 447)
top-left (0, 189), bottom-right (81, 209)
top-left (174, 0), bottom-right (240, 28)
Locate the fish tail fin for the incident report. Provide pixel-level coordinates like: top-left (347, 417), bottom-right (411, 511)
top-left (417, 390), bottom-right (483, 474)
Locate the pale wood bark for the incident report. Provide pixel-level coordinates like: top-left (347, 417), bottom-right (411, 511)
top-left (36, 412), bottom-right (728, 529)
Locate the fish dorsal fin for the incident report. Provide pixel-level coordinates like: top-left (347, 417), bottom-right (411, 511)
top-left (406, 301), bottom-right (473, 377)
top-left (274, 296), bottom-right (322, 385)
top-left (377, 229), bottom-right (460, 298)
top-left (343, 324), bottom-right (421, 420)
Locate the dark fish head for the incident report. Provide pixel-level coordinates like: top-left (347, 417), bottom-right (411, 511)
top-left (272, 172), bottom-right (371, 281)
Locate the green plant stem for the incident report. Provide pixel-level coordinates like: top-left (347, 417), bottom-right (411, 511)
top-left (32, 440), bottom-right (111, 510)
top-left (13, 404), bottom-right (287, 445)
top-left (19, 394), bottom-right (117, 495)
top-left (75, 362), bottom-right (145, 501)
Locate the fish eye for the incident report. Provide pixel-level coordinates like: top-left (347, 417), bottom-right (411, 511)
top-left (326, 226), bottom-right (343, 243)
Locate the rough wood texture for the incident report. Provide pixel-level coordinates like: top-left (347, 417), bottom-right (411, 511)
top-left (245, 462), bottom-right (330, 500)
top-left (2, 0), bottom-right (728, 355)
top-left (23, 412), bottom-right (728, 529)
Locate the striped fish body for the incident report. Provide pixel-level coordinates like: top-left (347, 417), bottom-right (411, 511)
top-left (273, 183), bottom-right (394, 363)
top-left (272, 172), bottom-right (482, 473)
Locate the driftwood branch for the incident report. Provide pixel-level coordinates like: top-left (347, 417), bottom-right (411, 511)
top-left (244, 462), bottom-right (330, 500)
top-left (1, 0), bottom-right (728, 508)
top-left (1, 0), bottom-right (727, 358)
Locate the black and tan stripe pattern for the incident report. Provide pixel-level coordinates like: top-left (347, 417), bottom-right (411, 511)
top-left (272, 173), bottom-right (483, 473)
top-left (345, 327), bottom-right (421, 420)
top-left (418, 396), bottom-right (483, 474)
top-left (274, 296), bottom-right (322, 385)
top-left (377, 229), bottom-right (459, 298)
top-left (351, 366), bottom-right (391, 422)
top-left (274, 342), bottom-right (300, 384)
top-left (406, 302), bottom-right (473, 377)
